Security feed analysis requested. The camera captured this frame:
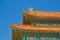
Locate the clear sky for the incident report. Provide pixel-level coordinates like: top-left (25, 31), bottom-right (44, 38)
top-left (0, 0), bottom-right (60, 40)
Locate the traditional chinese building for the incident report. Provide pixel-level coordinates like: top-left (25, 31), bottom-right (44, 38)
top-left (11, 8), bottom-right (60, 40)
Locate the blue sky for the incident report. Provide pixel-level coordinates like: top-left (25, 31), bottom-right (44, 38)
top-left (0, 0), bottom-right (60, 40)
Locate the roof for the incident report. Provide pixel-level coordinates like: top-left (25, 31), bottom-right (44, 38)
top-left (22, 8), bottom-right (60, 18)
top-left (11, 8), bottom-right (60, 32)
top-left (11, 24), bottom-right (60, 32)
